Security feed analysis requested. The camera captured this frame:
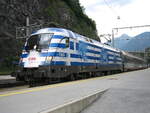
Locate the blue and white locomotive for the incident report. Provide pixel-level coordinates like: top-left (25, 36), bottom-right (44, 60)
top-left (12, 28), bottom-right (146, 84)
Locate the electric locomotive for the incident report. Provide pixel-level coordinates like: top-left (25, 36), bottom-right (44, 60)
top-left (11, 27), bottom-right (146, 85)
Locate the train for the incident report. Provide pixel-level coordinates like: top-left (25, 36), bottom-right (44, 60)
top-left (11, 27), bottom-right (147, 85)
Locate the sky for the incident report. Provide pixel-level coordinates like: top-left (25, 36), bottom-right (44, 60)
top-left (79, 0), bottom-right (150, 42)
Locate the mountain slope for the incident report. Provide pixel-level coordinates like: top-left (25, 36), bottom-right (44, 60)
top-left (111, 32), bottom-right (150, 52)
top-left (107, 34), bottom-right (131, 49)
top-left (122, 32), bottom-right (150, 51)
top-left (114, 34), bottom-right (131, 49)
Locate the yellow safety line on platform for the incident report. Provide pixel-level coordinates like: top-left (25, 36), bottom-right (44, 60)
top-left (0, 74), bottom-right (121, 97)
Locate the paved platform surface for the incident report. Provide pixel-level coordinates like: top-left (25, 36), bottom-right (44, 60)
top-left (82, 68), bottom-right (150, 113)
top-left (0, 75), bottom-right (15, 80)
top-left (0, 75), bottom-right (17, 85)
top-left (0, 69), bottom-right (149, 113)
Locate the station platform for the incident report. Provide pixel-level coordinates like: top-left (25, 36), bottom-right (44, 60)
top-left (82, 68), bottom-right (150, 113)
top-left (0, 75), bottom-right (24, 88)
top-left (0, 75), bottom-right (16, 86)
top-left (0, 75), bottom-right (15, 80)
top-left (0, 68), bottom-right (150, 113)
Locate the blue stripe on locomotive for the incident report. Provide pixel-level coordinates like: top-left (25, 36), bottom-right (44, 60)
top-left (49, 43), bottom-right (66, 48)
top-left (52, 35), bottom-right (64, 39)
top-left (21, 33), bottom-right (122, 66)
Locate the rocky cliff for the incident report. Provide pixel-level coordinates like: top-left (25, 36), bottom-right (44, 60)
top-left (0, 0), bottom-right (99, 70)
top-left (0, 0), bottom-right (98, 39)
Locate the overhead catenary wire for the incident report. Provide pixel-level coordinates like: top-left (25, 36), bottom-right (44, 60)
top-left (103, 0), bottom-right (129, 26)
top-left (103, 0), bottom-right (118, 16)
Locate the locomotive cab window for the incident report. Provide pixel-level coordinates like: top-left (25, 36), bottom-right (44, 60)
top-left (26, 33), bottom-right (53, 51)
top-left (39, 33), bottom-right (53, 49)
top-left (26, 35), bottom-right (39, 51)
top-left (65, 37), bottom-right (69, 48)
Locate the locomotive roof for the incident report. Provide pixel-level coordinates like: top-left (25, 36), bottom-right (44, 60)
top-left (31, 27), bottom-right (120, 52)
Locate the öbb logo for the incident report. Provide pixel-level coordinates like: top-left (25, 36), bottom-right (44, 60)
top-left (28, 57), bottom-right (36, 61)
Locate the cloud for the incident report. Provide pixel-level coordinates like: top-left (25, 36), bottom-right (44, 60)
top-left (103, 0), bottom-right (134, 6)
top-left (80, 0), bottom-right (150, 42)
top-left (79, 0), bottom-right (100, 8)
top-left (80, 0), bottom-right (134, 9)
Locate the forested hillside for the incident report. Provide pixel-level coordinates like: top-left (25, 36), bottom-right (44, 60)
top-left (0, 0), bottom-right (99, 73)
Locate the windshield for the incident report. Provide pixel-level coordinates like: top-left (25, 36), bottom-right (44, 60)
top-left (26, 33), bottom-right (53, 51)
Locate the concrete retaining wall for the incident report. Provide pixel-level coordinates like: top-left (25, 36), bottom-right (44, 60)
top-left (41, 90), bottom-right (106, 113)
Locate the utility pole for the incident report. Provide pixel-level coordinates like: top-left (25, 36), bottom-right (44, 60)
top-left (26, 16), bottom-right (30, 38)
top-left (112, 29), bottom-right (115, 47)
